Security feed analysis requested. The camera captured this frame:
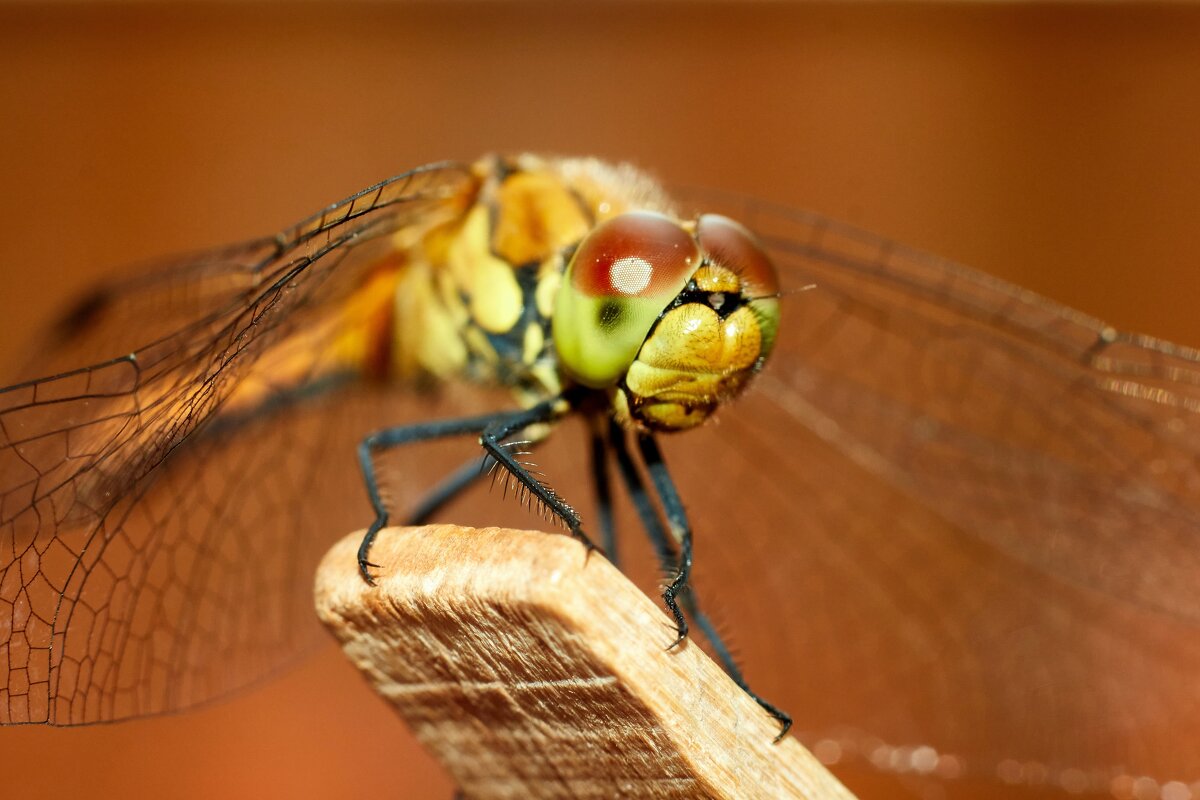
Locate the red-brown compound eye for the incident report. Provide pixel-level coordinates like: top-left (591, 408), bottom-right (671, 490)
top-left (553, 212), bottom-right (701, 389)
top-left (696, 214), bottom-right (779, 297)
top-left (570, 211), bottom-right (700, 299)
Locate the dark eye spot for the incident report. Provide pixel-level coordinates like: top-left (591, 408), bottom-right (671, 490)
top-left (668, 285), bottom-right (744, 317)
top-left (598, 300), bottom-right (622, 329)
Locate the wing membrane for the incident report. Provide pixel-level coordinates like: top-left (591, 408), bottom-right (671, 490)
top-left (749, 204), bottom-right (1200, 619)
top-left (6, 169), bottom-right (1200, 792)
top-left (666, 196), bottom-right (1200, 786)
top-left (0, 163), bottom-right (477, 723)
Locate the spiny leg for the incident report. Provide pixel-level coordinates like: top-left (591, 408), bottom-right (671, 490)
top-left (479, 400), bottom-right (599, 555)
top-left (629, 431), bottom-right (792, 740)
top-left (357, 404), bottom-right (558, 583)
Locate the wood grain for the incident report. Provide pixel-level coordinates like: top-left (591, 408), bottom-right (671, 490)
top-left (314, 525), bottom-right (856, 800)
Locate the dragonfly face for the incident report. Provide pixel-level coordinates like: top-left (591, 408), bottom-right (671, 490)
top-left (553, 211), bottom-right (781, 431)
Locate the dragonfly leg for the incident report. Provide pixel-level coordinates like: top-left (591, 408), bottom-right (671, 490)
top-left (624, 431), bottom-right (792, 741)
top-left (588, 419), bottom-right (619, 568)
top-left (635, 434), bottom-right (692, 649)
top-left (479, 402), bottom-right (600, 555)
top-left (406, 454), bottom-right (489, 525)
top-left (357, 407), bottom-right (548, 584)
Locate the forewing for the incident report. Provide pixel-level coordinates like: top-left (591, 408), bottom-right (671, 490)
top-left (0, 163), bottom-right (479, 724)
top-left (666, 198), bottom-right (1200, 789)
top-left (754, 203), bottom-right (1200, 619)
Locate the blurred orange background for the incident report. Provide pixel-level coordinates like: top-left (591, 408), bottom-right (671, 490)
top-left (1, 3), bottom-right (1198, 799)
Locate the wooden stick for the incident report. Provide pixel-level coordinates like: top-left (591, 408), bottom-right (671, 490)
top-left (315, 525), bottom-right (856, 800)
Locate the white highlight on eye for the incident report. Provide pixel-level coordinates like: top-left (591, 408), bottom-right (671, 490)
top-left (609, 255), bottom-right (653, 295)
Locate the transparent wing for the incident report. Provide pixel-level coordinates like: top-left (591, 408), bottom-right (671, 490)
top-left (665, 196), bottom-right (1200, 792)
top-left (9, 169), bottom-right (1200, 797)
top-left (0, 163), bottom-right (480, 724)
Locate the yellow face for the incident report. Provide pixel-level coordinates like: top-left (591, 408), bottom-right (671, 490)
top-left (552, 212), bottom-right (781, 432)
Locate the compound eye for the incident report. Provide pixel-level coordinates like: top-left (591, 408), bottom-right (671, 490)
top-left (553, 212), bottom-right (699, 388)
top-left (570, 212), bottom-right (700, 299)
top-left (697, 214), bottom-right (779, 297)
top-left (697, 213), bottom-right (781, 357)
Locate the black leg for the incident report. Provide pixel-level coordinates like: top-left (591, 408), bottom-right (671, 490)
top-left (631, 433), bottom-right (792, 741)
top-left (478, 401), bottom-right (599, 554)
top-left (357, 400), bottom-right (564, 583)
top-left (608, 428), bottom-right (737, 669)
top-left (406, 454), bottom-right (490, 525)
top-left (635, 434), bottom-right (692, 650)
top-left (606, 423), bottom-right (676, 569)
top-left (588, 418), bottom-right (619, 568)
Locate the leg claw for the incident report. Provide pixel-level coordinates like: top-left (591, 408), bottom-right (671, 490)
top-left (358, 560), bottom-right (381, 585)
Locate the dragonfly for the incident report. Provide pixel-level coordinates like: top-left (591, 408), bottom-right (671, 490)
top-left (1, 154), bottom-right (1198, 799)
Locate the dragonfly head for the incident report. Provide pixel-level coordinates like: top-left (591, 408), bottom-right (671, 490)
top-left (552, 211), bottom-right (780, 432)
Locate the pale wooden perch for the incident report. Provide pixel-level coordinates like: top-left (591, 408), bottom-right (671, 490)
top-left (314, 525), bottom-right (856, 800)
